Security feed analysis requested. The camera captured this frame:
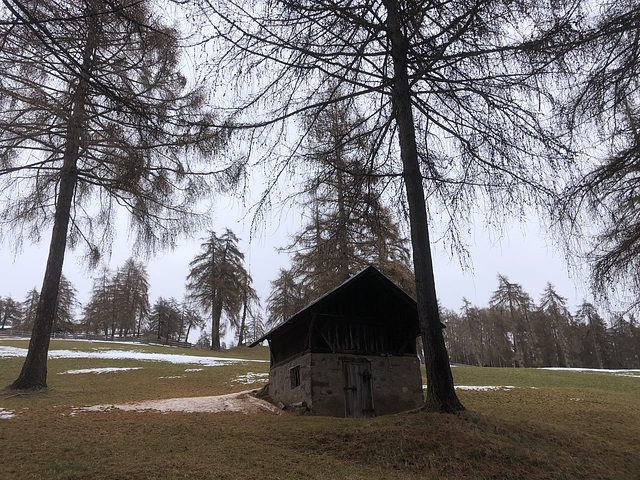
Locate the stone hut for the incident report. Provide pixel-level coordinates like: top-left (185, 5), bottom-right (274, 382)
top-left (251, 266), bottom-right (424, 417)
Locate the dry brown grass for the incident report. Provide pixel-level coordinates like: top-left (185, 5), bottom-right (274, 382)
top-left (1, 339), bottom-right (639, 479)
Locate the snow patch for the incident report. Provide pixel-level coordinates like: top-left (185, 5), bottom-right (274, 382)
top-left (0, 408), bottom-right (16, 419)
top-left (70, 390), bottom-right (283, 416)
top-left (455, 385), bottom-right (516, 391)
top-left (540, 367), bottom-right (640, 375)
top-left (422, 385), bottom-right (518, 391)
top-left (0, 346), bottom-right (28, 358)
top-left (232, 372), bottom-right (269, 384)
top-left (0, 346), bottom-right (267, 366)
top-left (184, 368), bottom-right (204, 372)
top-left (58, 367), bottom-right (143, 375)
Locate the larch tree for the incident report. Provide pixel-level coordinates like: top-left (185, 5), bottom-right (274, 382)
top-left (554, 1), bottom-right (640, 310)
top-left (538, 284), bottom-right (573, 368)
top-left (148, 297), bottom-right (183, 343)
top-left (235, 270), bottom-right (260, 347)
top-left (288, 96), bottom-right (415, 298)
top-left (196, 0), bottom-right (583, 411)
top-left (266, 95), bottom-right (414, 329)
top-left (1, 296), bottom-right (22, 330)
top-left (18, 288), bottom-right (40, 332)
top-left (489, 275), bottom-right (537, 367)
top-left (0, 0), bottom-right (232, 389)
top-left (113, 258), bottom-right (150, 338)
top-left (186, 229), bottom-right (248, 350)
top-left (53, 275), bottom-right (78, 333)
top-left (82, 267), bottom-right (116, 337)
top-left (265, 268), bottom-right (305, 329)
top-left (177, 300), bottom-right (205, 344)
top-left (575, 301), bottom-right (609, 369)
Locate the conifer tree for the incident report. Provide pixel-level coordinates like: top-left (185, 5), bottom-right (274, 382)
top-left (0, 296), bottom-right (22, 330)
top-left (538, 284), bottom-right (574, 367)
top-left (53, 275), bottom-right (78, 333)
top-left (489, 275), bottom-right (538, 367)
top-left (186, 229), bottom-right (249, 350)
top-left (1, 0), bottom-right (231, 389)
top-left (265, 268), bottom-right (305, 329)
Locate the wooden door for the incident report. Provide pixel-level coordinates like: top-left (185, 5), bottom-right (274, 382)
top-left (342, 360), bottom-right (374, 418)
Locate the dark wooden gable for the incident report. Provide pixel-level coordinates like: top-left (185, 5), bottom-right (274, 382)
top-left (253, 266), bottom-right (419, 366)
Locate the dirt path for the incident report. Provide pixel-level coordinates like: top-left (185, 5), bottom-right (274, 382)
top-left (71, 390), bottom-right (283, 416)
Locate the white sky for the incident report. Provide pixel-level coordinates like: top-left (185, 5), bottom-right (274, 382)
top-left (0, 194), bottom-right (588, 340)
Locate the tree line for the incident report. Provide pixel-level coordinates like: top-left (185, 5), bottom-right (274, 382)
top-left (0, 242), bottom-right (264, 349)
top-left (443, 276), bottom-right (640, 369)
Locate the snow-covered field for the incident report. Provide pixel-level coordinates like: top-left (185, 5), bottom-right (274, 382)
top-left (0, 345), bottom-right (267, 366)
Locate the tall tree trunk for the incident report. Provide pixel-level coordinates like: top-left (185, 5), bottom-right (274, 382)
top-left (237, 294), bottom-right (247, 347)
top-left (136, 312), bottom-right (142, 337)
top-left (211, 299), bottom-right (223, 350)
top-left (334, 133), bottom-right (350, 282)
top-left (9, 18), bottom-right (95, 389)
top-left (9, 163), bottom-right (77, 389)
top-left (589, 317), bottom-right (604, 369)
top-left (185, 318), bottom-right (193, 345)
top-left (384, 1), bottom-right (463, 413)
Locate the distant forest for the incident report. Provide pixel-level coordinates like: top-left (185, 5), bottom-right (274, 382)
top-left (3, 265), bottom-right (639, 369)
top-left (442, 275), bottom-right (640, 369)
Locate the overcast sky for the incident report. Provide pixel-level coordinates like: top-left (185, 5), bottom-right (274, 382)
top-left (0, 193), bottom-right (588, 340)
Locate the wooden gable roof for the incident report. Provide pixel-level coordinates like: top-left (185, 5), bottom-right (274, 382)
top-left (251, 266), bottom-right (419, 364)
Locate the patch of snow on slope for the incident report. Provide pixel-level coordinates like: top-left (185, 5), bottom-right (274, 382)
top-left (58, 367), bottom-right (143, 375)
top-left (232, 372), bottom-right (269, 384)
top-left (422, 384), bottom-right (517, 391)
top-left (0, 408), bottom-right (16, 419)
top-left (0, 346), bottom-right (267, 366)
top-left (0, 346), bottom-right (28, 357)
top-left (540, 367), bottom-right (640, 377)
top-left (71, 390), bottom-right (283, 416)
top-left (455, 385), bottom-right (516, 391)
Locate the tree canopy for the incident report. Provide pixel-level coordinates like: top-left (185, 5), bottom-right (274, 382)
top-left (192, 0), bottom-right (584, 412)
top-left (1, 0), bottom-right (232, 389)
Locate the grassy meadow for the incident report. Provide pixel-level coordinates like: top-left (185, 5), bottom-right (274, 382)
top-left (1, 338), bottom-right (639, 479)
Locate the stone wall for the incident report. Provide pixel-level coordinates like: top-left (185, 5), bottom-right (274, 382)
top-left (269, 352), bottom-right (424, 417)
top-left (268, 354), bottom-right (312, 408)
top-left (309, 353), bottom-right (424, 416)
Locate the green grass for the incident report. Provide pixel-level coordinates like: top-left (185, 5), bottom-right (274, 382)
top-left (1, 338), bottom-right (639, 479)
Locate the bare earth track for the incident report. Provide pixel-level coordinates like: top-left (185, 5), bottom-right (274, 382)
top-left (71, 390), bottom-right (283, 416)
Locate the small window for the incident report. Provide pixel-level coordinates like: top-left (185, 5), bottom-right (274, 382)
top-left (290, 365), bottom-right (301, 389)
